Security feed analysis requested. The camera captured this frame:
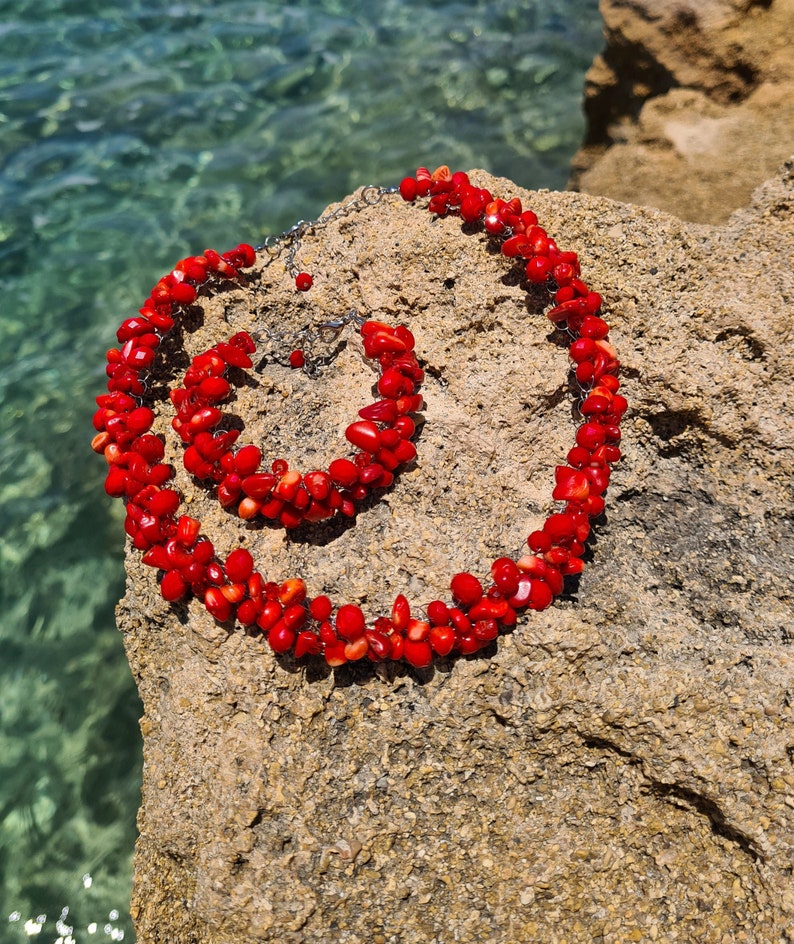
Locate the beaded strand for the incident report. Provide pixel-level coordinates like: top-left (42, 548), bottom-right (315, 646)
top-left (92, 165), bottom-right (626, 668)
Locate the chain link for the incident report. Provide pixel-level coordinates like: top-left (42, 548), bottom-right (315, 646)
top-left (254, 185), bottom-right (398, 278)
top-left (249, 185), bottom-right (399, 375)
top-left (253, 309), bottom-right (369, 378)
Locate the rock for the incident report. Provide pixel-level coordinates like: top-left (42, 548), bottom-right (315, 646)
top-left (570, 0), bottom-right (794, 223)
top-left (119, 166), bottom-right (794, 943)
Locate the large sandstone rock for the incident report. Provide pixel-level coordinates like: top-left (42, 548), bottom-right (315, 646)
top-left (570, 0), bottom-right (794, 223)
top-left (120, 165), bottom-right (794, 943)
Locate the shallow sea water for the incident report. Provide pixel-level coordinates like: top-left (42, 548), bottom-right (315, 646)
top-left (0, 1), bottom-right (601, 939)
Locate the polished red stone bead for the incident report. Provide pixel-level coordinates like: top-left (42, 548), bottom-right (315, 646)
top-left (257, 600), bottom-right (283, 632)
top-left (328, 457), bottom-right (359, 488)
top-left (490, 557), bottom-right (520, 595)
top-left (525, 256), bottom-right (554, 284)
top-left (171, 282), bottom-right (197, 305)
top-left (403, 638), bottom-right (433, 668)
top-left (528, 580), bottom-right (553, 611)
top-left (161, 569), bottom-right (188, 602)
top-left (225, 548), bottom-right (254, 583)
top-left (428, 625), bottom-right (455, 656)
top-left (336, 604), bottom-right (366, 641)
top-left (205, 587), bottom-right (232, 622)
top-left (295, 272), bottom-right (313, 291)
top-left (309, 595), bottom-right (333, 622)
top-left (450, 572), bottom-right (484, 607)
top-left (399, 177), bottom-right (418, 201)
top-left (289, 349), bottom-right (305, 368)
top-left (268, 620), bottom-right (296, 653)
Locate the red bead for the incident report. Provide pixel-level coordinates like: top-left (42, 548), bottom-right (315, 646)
top-left (358, 399), bottom-right (399, 423)
top-left (399, 177), bottom-right (418, 201)
top-left (294, 630), bottom-right (322, 659)
top-left (225, 548), bottom-right (254, 583)
top-left (490, 557), bottom-right (520, 595)
top-left (391, 594), bottom-right (410, 631)
top-left (257, 601), bottom-right (283, 632)
top-left (147, 489), bottom-right (180, 517)
top-left (268, 620), bottom-right (296, 653)
top-left (328, 457), bottom-right (359, 488)
top-left (161, 569), bottom-right (188, 602)
top-left (429, 625), bottom-right (456, 656)
top-left (576, 422), bottom-right (606, 450)
top-left (233, 444), bottom-right (262, 476)
top-left (528, 580), bottom-right (554, 611)
top-left (473, 618), bottom-right (499, 642)
top-left (295, 272), bottom-right (313, 291)
top-left (309, 595), bottom-right (333, 622)
top-left (324, 639), bottom-right (348, 667)
top-left (403, 638), bottom-right (433, 668)
top-left (336, 604), bottom-right (366, 641)
top-left (525, 256), bottom-right (554, 284)
top-left (569, 337), bottom-right (597, 363)
top-left (427, 600), bottom-right (450, 626)
top-left (450, 572), bottom-right (483, 607)
top-left (242, 473), bottom-right (277, 500)
top-left (552, 467), bottom-right (590, 502)
top-left (580, 315), bottom-right (610, 339)
top-left (171, 282), bottom-right (197, 305)
top-left (205, 587), bottom-right (232, 622)
top-left (406, 618), bottom-right (430, 642)
top-left (543, 513), bottom-right (577, 543)
top-left (177, 515), bottom-right (201, 546)
top-left (279, 578), bottom-right (307, 605)
top-left (289, 349), bottom-right (305, 368)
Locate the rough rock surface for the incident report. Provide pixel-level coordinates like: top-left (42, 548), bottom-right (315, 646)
top-left (119, 165), bottom-right (794, 943)
top-left (569, 0), bottom-right (794, 223)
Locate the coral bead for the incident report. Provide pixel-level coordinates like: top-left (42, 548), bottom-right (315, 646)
top-left (450, 572), bottom-right (484, 607)
top-left (171, 282), bottom-right (197, 305)
top-left (490, 557), bottom-right (520, 596)
top-left (234, 445), bottom-right (262, 476)
top-left (525, 256), bottom-right (554, 284)
top-left (429, 625), bottom-right (456, 656)
top-left (205, 587), bottom-right (233, 622)
top-left (225, 548), bottom-right (254, 583)
top-left (391, 594), bottom-right (410, 631)
top-left (403, 639), bottom-right (433, 668)
top-left (528, 579), bottom-right (554, 611)
top-left (427, 600), bottom-right (450, 626)
top-left (161, 569), bottom-right (188, 602)
top-left (335, 603), bottom-right (366, 641)
top-left (309, 595), bottom-right (333, 621)
top-left (295, 272), bottom-right (313, 291)
top-left (268, 621), bottom-right (296, 653)
top-left (304, 470), bottom-right (332, 501)
top-left (329, 457), bottom-right (359, 488)
top-left (399, 177), bottom-right (418, 201)
top-left (294, 630), bottom-right (322, 659)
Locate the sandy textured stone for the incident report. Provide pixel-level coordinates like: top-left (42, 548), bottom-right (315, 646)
top-left (570, 0), bottom-right (794, 223)
top-left (120, 165), bottom-right (794, 943)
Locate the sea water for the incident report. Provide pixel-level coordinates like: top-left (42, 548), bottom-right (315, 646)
top-left (0, 1), bottom-right (602, 939)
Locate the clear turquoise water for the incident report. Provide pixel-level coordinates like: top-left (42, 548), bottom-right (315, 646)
top-left (0, 1), bottom-right (602, 939)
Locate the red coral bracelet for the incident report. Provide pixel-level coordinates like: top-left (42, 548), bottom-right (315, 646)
top-left (92, 165), bottom-right (626, 668)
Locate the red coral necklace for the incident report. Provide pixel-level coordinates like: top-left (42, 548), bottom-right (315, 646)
top-left (92, 166), bottom-right (626, 669)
